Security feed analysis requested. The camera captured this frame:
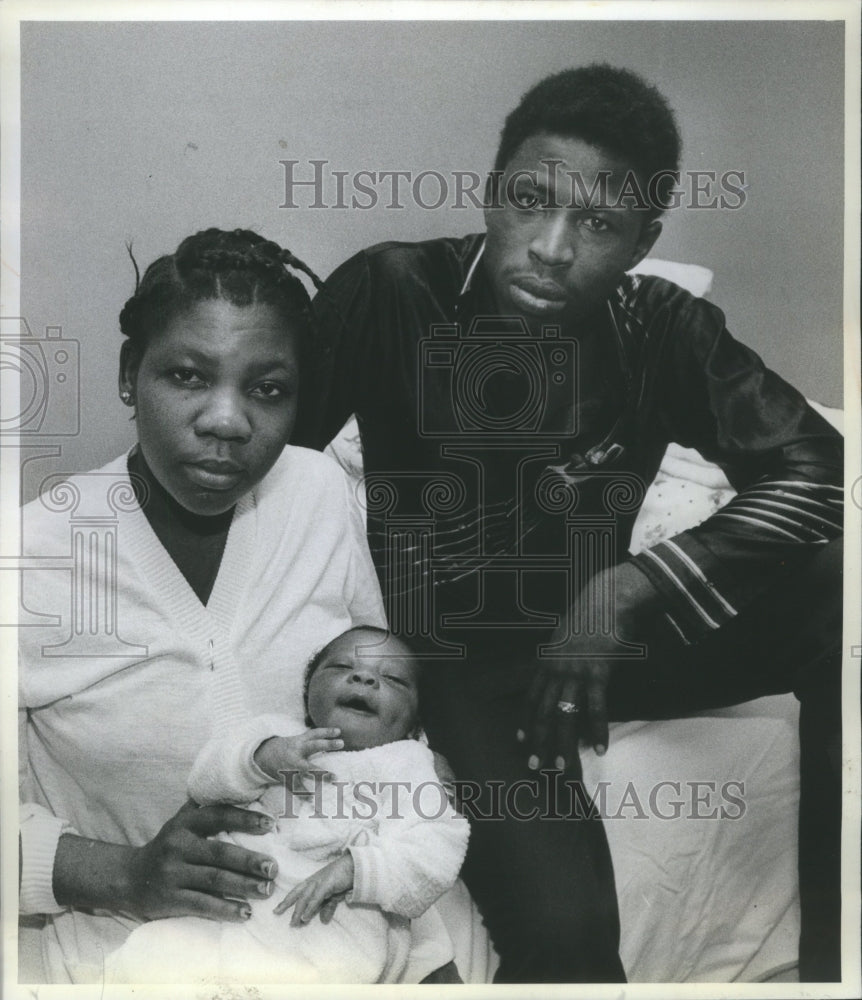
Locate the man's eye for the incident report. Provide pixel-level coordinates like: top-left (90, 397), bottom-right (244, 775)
top-left (512, 187), bottom-right (541, 209)
top-left (170, 368), bottom-right (205, 387)
top-left (384, 675), bottom-right (409, 688)
top-left (581, 216), bottom-right (610, 232)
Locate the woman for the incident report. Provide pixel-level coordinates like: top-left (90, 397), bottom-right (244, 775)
top-left (18, 228), bottom-right (454, 983)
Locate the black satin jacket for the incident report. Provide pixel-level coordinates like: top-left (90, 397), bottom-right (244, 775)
top-left (298, 234), bottom-right (842, 656)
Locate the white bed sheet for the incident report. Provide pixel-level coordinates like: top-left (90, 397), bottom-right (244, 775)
top-left (434, 694), bottom-right (800, 984)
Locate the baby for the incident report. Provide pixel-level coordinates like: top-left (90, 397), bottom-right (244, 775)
top-left (105, 626), bottom-right (469, 984)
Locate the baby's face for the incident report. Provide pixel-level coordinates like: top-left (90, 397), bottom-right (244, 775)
top-left (306, 630), bottom-right (420, 751)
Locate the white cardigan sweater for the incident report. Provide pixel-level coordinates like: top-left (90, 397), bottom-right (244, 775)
top-left (18, 445), bottom-right (393, 982)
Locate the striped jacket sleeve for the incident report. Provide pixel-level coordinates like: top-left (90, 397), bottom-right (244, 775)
top-left (626, 281), bottom-right (843, 645)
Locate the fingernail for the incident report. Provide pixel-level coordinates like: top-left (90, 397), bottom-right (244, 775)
top-left (259, 815), bottom-right (274, 831)
top-left (555, 756), bottom-right (565, 770)
top-left (516, 730), bottom-right (525, 743)
top-left (596, 745), bottom-right (607, 757)
top-left (257, 881), bottom-right (272, 897)
top-left (240, 906), bottom-right (252, 920)
top-left (260, 861), bottom-right (277, 879)
top-left (333, 740), bottom-right (344, 749)
top-left (528, 755), bottom-right (539, 771)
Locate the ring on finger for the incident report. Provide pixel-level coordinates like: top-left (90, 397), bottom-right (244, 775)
top-left (557, 700), bottom-right (580, 714)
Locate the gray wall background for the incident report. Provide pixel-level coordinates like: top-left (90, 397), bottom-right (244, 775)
top-left (19, 19), bottom-right (845, 500)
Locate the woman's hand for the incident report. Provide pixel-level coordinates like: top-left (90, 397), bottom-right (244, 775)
top-left (519, 562), bottom-right (659, 772)
top-left (53, 799), bottom-right (279, 922)
top-left (273, 853), bottom-right (354, 926)
top-left (253, 728), bottom-right (343, 796)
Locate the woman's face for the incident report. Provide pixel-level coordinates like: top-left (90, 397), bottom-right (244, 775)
top-left (121, 298), bottom-right (301, 516)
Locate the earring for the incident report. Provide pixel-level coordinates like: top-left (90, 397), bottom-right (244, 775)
top-left (120, 390), bottom-right (133, 405)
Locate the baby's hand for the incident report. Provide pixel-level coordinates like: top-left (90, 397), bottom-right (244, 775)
top-left (253, 729), bottom-right (343, 795)
top-left (273, 854), bottom-right (355, 926)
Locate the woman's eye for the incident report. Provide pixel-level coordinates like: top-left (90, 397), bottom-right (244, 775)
top-left (384, 675), bottom-right (409, 688)
top-left (170, 368), bottom-right (205, 387)
top-left (254, 381), bottom-right (283, 399)
top-left (253, 381), bottom-right (291, 401)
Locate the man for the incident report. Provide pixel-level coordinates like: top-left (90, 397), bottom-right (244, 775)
top-left (297, 65), bottom-right (843, 982)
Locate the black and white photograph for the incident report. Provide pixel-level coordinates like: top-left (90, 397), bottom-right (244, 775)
top-left (2, 1), bottom-right (860, 995)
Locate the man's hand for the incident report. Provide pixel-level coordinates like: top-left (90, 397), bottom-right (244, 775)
top-left (273, 854), bottom-right (355, 927)
top-left (254, 728), bottom-right (343, 796)
top-left (519, 561), bottom-right (659, 771)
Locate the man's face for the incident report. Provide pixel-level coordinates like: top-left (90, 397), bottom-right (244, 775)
top-left (483, 133), bottom-right (662, 330)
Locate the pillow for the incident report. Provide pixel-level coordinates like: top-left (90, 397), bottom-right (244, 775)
top-left (630, 257), bottom-right (714, 298)
top-left (629, 398), bottom-right (843, 555)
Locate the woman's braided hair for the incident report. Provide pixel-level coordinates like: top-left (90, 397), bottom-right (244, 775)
top-left (119, 228), bottom-right (323, 359)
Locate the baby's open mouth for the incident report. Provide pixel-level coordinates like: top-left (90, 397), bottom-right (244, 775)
top-left (340, 694), bottom-right (377, 714)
